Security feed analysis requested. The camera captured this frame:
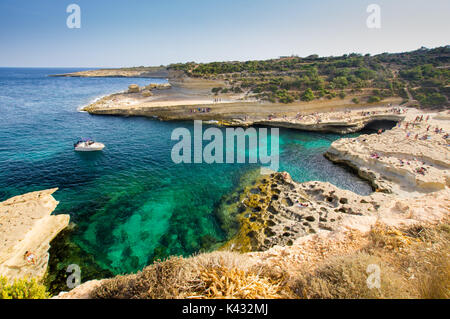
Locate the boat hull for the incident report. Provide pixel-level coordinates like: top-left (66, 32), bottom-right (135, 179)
top-left (74, 142), bottom-right (105, 152)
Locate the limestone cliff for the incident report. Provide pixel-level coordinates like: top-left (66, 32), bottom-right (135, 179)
top-left (325, 109), bottom-right (450, 193)
top-left (0, 189), bottom-right (69, 281)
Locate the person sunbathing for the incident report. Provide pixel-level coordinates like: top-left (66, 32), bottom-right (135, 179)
top-left (297, 202), bottom-right (309, 208)
top-left (24, 251), bottom-right (37, 265)
top-left (416, 167), bottom-right (426, 175)
top-left (371, 153), bottom-right (381, 159)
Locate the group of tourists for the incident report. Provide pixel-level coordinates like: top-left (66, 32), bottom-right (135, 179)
top-left (265, 106), bottom-right (408, 125)
top-left (401, 114), bottom-right (448, 142)
top-left (190, 107), bottom-right (212, 114)
top-left (416, 167), bottom-right (428, 175)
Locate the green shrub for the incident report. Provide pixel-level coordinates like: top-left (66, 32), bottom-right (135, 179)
top-left (368, 96), bottom-right (382, 103)
top-left (268, 96), bottom-right (276, 103)
top-left (355, 67), bottom-right (376, 80)
top-left (301, 88), bottom-right (315, 101)
top-left (0, 276), bottom-right (49, 299)
top-left (352, 97), bottom-right (360, 104)
top-left (169, 47), bottom-right (449, 110)
top-left (279, 94), bottom-right (295, 104)
top-left (274, 89), bottom-right (295, 103)
top-left (417, 92), bottom-right (447, 107)
top-left (332, 76), bottom-right (349, 89)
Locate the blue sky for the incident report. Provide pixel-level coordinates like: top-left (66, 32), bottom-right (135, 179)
top-left (0, 0), bottom-right (449, 67)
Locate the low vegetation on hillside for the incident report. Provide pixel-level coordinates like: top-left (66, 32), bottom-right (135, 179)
top-left (92, 221), bottom-right (449, 299)
top-left (0, 277), bottom-right (49, 299)
top-left (169, 46), bottom-right (449, 108)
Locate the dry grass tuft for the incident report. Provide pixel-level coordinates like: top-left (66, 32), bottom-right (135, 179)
top-left (189, 265), bottom-right (285, 299)
top-left (410, 223), bottom-right (450, 299)
top-left (291, 253), bottom-right (413, 299)
top-left (290, 221), bottom-right (450, 299)
top-left (92, 257), bottom-right (191, 299)
top-left (417, 251), bottom-right (450, 299)
top-left (92, 251), bottom-right (291, 299)
top-left (368, 223), bottom-right (419, 251)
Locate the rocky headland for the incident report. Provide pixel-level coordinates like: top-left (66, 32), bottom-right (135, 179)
top-left (50, 67), bottom-right (174, 78)
top-left (82, 79), bottom-right (404, 134)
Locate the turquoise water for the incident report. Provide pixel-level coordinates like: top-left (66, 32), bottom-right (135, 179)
top-left (0, 68), bottom-right (371, 278)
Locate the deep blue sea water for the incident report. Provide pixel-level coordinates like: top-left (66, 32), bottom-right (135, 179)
top-left (0, 68), bottom-right (372, 278)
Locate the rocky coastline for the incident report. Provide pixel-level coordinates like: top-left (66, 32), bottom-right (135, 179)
top-left (218, 108), bottom-right (449, 255)
top-left (49, 67), bottom-right (173, 79)
top-left (81, 80), bottom-right (405, 134)
top-left (325, 109), bottom-right (450, 194)
top-left (2, 98), bottom-right (448, 298)
top-left (57, 107), bottom-right (449, 299)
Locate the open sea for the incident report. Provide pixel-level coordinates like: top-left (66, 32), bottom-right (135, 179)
top-left (0, 68), bottom-right (372, 289)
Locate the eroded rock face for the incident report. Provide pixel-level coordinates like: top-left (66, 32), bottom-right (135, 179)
top-left (221, 110), bottom-right (450, 253)
top-left (146, 83), bottom-right (171, 90)
top-left (222, 173), bottom-right (385, 252)
top-left (54, 280), bottom-right (105, 299)
top-left (128, 84), bottom-right (140, 93)
top-left (223, 168), bottom-right (450, 254)
top-left (254, 114), bottom-right (405, 134)
top-left (0, 189), bottom-right (69, 281)
top-left (141, 90), bottom-right (153, 97)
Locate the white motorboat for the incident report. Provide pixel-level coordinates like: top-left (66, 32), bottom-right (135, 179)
top-left (74, 139), bottom-right (105, 152)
